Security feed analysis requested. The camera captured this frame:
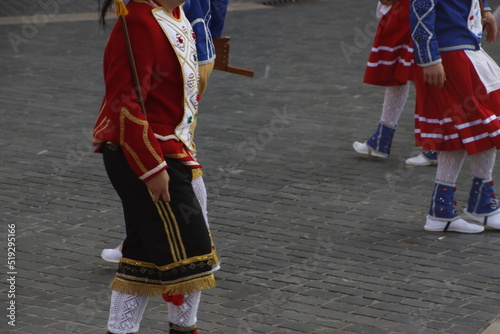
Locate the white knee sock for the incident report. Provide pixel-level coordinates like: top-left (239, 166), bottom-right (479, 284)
top-left (191, 176), bottom-right (208, 228)
top-left (167, 291), bottom-right (201, 328)
top-left (192, 176), bottom-right (220, 271)
top-left (436, 150), bottom-right (466, 184)
top-left (379, 83), bottom-right (410, 127)
top-left (107, 291), bottom-right (148, 334)
top-left (470, 148), bottom-right (496, 180)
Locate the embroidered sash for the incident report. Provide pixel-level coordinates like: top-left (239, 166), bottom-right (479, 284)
top-left (151, 7), bottom-right (199, 154)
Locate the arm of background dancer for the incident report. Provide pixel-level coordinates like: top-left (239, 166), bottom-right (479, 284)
top-left (423, 63), bottom-right (446, 88)
top-left (485, 11), bottom-right (498, 42)
top-left (210, 0), bottom-right (228, 37)
top-left (494, 6), bottom-right (500, 27)
top-left (146, 170), bottom-right (171, 203)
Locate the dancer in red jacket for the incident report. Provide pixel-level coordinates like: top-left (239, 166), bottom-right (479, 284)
top-left (94, 1), bottom-right (218, 333)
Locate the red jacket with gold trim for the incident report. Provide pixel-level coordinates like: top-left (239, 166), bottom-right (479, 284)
top-left (93, 0), bottom-right (201, 182)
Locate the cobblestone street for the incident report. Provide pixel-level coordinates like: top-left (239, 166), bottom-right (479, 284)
top-left (2, 0), bottom-right (500, 333)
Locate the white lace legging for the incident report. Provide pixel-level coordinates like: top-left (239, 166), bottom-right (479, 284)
top-left (379, 83), bottom-right (410, 127)
top-left (436, 148), bottom-right (496, 184)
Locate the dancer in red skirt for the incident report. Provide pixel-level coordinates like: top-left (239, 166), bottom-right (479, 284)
top-left (411, 0), bottom-right (500, 233)
top-left (353, 0), bottom-right (438, 166)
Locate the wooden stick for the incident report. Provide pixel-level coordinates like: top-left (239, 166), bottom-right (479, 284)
top-left (226, 66), bottom-right (255, 77)
top-left (118, 12), bottom-right (147, 117)
top-left (213, 37), bottom-right (254, 77)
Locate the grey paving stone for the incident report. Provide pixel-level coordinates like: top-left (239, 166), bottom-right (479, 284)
top-left (2, 0), bottom-right (500, 333)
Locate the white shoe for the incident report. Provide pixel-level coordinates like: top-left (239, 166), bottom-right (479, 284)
top-left (464, 210), bottom-right (500, 229)
top-left (352, 141), bottom-right (387, 158)
top-left (406, 152), bottom-right (438, 166)
top-left (424, 216), bottom-right (484, 233)
top-left (101, 245), bottom-right (122, 263)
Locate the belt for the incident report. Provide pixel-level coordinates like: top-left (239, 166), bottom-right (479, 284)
top-left (104, 141), bottom-right (120, 151)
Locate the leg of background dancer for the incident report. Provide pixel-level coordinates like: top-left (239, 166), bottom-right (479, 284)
top-left (464, 148), bottom-right (500, 228)
top-left (353, 84), bottom-right (409, 157)
top-left (424, 150), bottom-right (483, 233)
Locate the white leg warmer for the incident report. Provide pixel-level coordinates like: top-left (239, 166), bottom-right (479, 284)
top-left (436, 150), bottom-right (466, 184)
top-left (192, 175), bottom-right (220, 272)
top-left (379, 83), bottom-right (410, 127)
top-left (191, 176), bottom-right (208, 228)
top-left (107, 291), bottom-right (148, 334)
top-left (167, 291), bottom-right (201, 328)
top-left (470, 148), bottom-right (496, 180)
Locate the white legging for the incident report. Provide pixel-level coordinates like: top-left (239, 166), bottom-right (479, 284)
top-left (379, 83), bottom-right (411, 127)
top-left (436, 148), bottom-right (496, 184)
top-left (107, 291), bottom-right (201, 333)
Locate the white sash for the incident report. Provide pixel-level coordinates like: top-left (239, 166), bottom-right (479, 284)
top-left (464, 0), bottom-right (500, 93)
top-left (151, 7), bottom-right (199, 153)
top-left (465, 49), bottom-right (500, 93)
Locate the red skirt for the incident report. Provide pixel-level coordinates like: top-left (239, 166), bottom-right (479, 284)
top-left (414, 51), bottom-right (500, 154)
top-left (363, 0), bottom-right (415, 86)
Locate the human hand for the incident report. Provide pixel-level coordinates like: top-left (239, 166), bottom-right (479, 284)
top-left (484, 11), bottom-right (498, 42)
top-left (423, 63), bottom-right (446, 88)
top-left (146, 170), bottom-right (171, 202)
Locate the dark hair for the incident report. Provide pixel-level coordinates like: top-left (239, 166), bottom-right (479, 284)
top-left (99, 0), bottom-right (115, 28)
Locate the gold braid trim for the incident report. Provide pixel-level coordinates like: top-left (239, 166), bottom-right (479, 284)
top-left (192, 168), bottom-right (203, 179)
top-left (165, 152), bottom-right (189, 159)
top-left (133, 0), bottom-right (156, 7)
top-left (119, 107), bottom-right (164, 173)
top-left (119, 249), bottom-right (218, 270)
top-left (109, 273), bottom-right (216, 296)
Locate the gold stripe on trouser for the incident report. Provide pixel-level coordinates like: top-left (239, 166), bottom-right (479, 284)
top-left (154, 200), bottom-right (187, 261)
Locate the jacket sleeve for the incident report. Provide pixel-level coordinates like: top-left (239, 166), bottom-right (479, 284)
top-left (97, 18), bottom-right (167, 181)
top-left (184, 0), bottom-right (213, 64)
top-left (484, 0), bottom-right (491, 12)
top-left (183, 0), bottom-right (228, 64)
top-left (410, 0), bottom-right (442, 67)
top-left (209, 0), bottom-right (228, 38)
